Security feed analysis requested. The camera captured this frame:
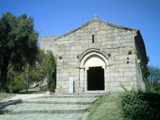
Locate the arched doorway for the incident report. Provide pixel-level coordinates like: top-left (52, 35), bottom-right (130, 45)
top-left (84, 55), bottom-right (105, 90)
top-left (79, 49), bottom-right (109, 92)
top-left (87, 66), bottom-right (104, 90)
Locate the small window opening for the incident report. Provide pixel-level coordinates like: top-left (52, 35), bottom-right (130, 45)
top-left (92, 35), bottom-right (94, 43)
top-left (59, 56), bottom-right (62, 59)
top-left (108, 53), bottom-right (111, 57)
top-left (128, 51), bottom-right (132, 55)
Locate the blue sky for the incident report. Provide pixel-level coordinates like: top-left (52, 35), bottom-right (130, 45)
top-left (0, 0), bottom-right (160, 67)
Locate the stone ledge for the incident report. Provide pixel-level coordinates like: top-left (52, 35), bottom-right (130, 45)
top-left (0, 99), bottom-right (22, 114)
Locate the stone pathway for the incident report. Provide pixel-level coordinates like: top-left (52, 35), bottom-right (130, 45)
top-left (0, 113), bottom-right (84, 120)
top-left (0, 93), bottom-right (105, 120)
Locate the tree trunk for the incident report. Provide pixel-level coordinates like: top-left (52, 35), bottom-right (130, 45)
top-left (1, 63), bottom-right (8, 92)
top-left (26, 89), bottom-right (28, 93)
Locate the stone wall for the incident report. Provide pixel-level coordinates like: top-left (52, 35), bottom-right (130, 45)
top-left (39, 35), bottom-right (57, 54)
top-left (39, 19), bottom-right (147, 93)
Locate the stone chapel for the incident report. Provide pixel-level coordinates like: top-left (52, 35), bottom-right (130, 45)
top-left (39, 15), bottom-right (147, 93)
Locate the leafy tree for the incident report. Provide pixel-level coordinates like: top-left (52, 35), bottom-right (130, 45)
top-left (0, 12), bottom-right (38, 91)
top-left (8, 71), bottom-right (26, 92)
top-left (31, 49), bottom-right (47, 91)
top-left (47, 51), bottom-right (56, 91)
top-left (8, 64), bottom-right (35, 93)
top-left (144, 56), bottom-right (150, 80)
top-left (7, 49), bottom-right (47, 92)
top-left (146, 65), bottom-right (160, 91)
top-left (22, 64), bottom-right (33, 92)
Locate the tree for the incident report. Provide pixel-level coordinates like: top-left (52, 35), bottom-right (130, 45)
top-left (7, 49), bottom-right (47, 93)
top-left (47, 51), bottom-right (56, 91)
top-left (144, 56), bottom-right (150, 80)
top-left (35, 49), bottom-right (48, 91)
top-left (17, 49), bottom-right (47, 92)
top-left (0, 12), bottom-right (38, 91)
top-left (145, 65), bottom-right (160, 91)
top-left (8, 71), bottom-right (26, 92)
top-left (7, 62), bottom-right (35, 93)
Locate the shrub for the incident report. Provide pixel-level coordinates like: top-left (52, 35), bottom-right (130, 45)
top-left (8, 74), bottom-right (26, 93)
top-left (46, 51), bottom-right (56, 91)
top-left (121, 91), bottom-right (160, 120)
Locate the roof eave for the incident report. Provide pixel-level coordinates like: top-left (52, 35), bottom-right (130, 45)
top-left (55, 19), bottom-right (139, 40)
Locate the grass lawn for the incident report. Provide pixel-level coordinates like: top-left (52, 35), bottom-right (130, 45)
top-left (87, 93), bottom-right (125, 120)
top-left (0, 92), bottom-right (15, 101)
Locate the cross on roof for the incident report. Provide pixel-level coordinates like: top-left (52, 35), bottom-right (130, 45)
top-left (94, 14), bottom-right (98, 20)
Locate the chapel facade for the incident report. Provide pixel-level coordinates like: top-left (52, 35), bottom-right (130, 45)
top-left (39, 15), bottom-right (147, 93)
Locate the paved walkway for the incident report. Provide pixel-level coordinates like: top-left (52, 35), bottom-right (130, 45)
top-left (0, 93), bottom-right (103, 120)
top-left (0, 113), bottom-right (84, 120)
top-left (2, 94), bottom-right (46, 102)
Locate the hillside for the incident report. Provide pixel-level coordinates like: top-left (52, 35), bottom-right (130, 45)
top-left (87, 93), bottom-right (125, 120)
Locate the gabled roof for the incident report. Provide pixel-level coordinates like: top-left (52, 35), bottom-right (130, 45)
top-left (54, 18), bottom-right (147, 64)
top-left (55, 18), bottom-right (139, 40)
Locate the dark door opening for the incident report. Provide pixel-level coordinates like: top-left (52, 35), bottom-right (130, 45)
top-left (87, 67), bottom-right (104, 90)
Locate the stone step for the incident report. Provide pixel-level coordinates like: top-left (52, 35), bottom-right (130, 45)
top-left (0, 93), bottom-right (108, 120)
top-left (43, 94), bottom-right (103, 98)
top-left (24, 97), bottom-right (98, 105)
top-left (3, 103), bottom-right (89, 114)
top-left (0, 113), bottom-right (84, 120)
top-left (24, 101), bottom-right (94, 105)
top-left (43, 91), bottom-right (109, 98)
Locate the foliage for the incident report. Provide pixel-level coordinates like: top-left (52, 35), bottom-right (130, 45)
top-left (7, 68), bottom-right (25, 92)
top-left (7, 49), bottom-right (47, 92)
top-left (87, 91), bottom-right (160, 120)
top-left (35, 49), bottom-right (48, 91)
top-left (0, 12), bottom-right (38, 91)
top-left (47, 51), bottom-right (56, 91)
top-left (145, 65), bottom-right (160, 91)
top-left (121, 90), bottom-right (160, 120)
top-left (144, 56), bottom-right (150, 80)
top-left (8, 65), bottom-right (35, 92)
top-left (8, 72), bottom-right (26, 92)
top-left (7, 67), bottom-right (14, 83)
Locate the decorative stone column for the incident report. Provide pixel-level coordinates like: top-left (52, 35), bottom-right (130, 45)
top-left (102, 66), bottom-right (106, 90)
top-left (84, 67), bottom-right (89, 92)
top-left (79, 68), bottom-right (85, 92)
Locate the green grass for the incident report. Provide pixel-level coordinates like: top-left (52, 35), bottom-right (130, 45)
top-left (87, 93), bottom-right (125, 120)
top-left (0, 92), bottom-right (15, 101)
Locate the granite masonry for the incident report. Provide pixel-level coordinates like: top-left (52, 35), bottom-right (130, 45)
top-left (39, 15), bottom-right (147, 93)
